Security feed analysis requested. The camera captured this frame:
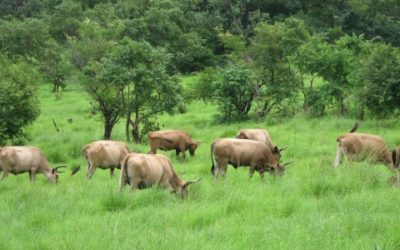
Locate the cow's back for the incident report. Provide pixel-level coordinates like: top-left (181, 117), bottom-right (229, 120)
top-left (338, 133), bottom-right (389, 161)
top-left (84, 140), bottom-right (129, 166)
top-left (0, 146), bottom-right (43, 170)
top-left (237, 129), bottom-right (274, 149)
top-left (125, 153), bottom-right (173, 186)
top-left (213, 138), bottom-right (270, 164)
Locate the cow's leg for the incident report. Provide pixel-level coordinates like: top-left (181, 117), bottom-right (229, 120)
top-left (218, 159), bottom-right (228, 178)
top-left (130, 177), bottom-right (140, 192)
top-left (86, 162), bottom-right (96, 179)
top-left (175, 149), bottom-right (180, 158)
top-left (29, 170), bottom-right (36, 183)
top-left (334, 147), bottom-right (345, 168)
top-left (110, 168), bottom-right (115, 178)
top-left (248, 166), bottom-right (256, 179)
top-left (1, 170), bottom-right (9, 180)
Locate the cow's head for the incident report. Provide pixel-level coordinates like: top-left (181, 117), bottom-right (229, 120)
top-left (189, 141), bottom-right (200, 156)
top-left (177, 178), bottom-right (202, 199)
top-left (236, 131), bottom-right (248, 140)
top-left (271, 146), bottom-right (287, 161)
top-left (49, 166), bottom-right (66, 183)
top-left (267, 161), bottom-right (292, 176)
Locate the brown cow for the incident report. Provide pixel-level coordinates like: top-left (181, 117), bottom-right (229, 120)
top-left (236, 128), bottom-right (285, 160)
top-left (0, 146), bottom-right (65, 183)
top-left (334, 123), bottom-right (399, 170)
top-left (210, 138), bottom-right (289, 180)
top-left (119, 153), bottom-right (201, 199)
top-left (82, 140), bottom-right (130, 179)
top-left (147, 130), bottom-right (200, 159)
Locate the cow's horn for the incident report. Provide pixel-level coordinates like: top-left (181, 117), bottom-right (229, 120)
top-left (279, 146), bottom-right (288, 152)
top-left (54, 165), bottom-right (67, 173)
top-left (71, 165), bottom-right (81, 176)
top-left (187, 177), bottom-right (203, 185)
top-left (282, 161), bottom-right (293, 166)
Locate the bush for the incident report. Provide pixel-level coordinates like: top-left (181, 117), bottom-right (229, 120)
top-left (0, 56), bottom-right (40, 144)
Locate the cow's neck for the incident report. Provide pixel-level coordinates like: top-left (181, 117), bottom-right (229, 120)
top-left (170, 174), bottom-right (184, 190)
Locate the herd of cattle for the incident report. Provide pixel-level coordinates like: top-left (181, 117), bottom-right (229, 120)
top-left (0, 123), bottom-right (399, 198)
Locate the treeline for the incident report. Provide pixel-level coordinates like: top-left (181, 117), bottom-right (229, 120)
top-left (0, 0), bottom-right (399, 143)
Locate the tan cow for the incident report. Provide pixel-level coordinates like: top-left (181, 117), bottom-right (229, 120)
top-left (210, 138), bottom-right (289, 180)
top-left (236, 128), bottom-right (285, 161)
top-left (334, 123), bottom-right (399, 170)
top-left (119, 153), bottom-right (201, 199)
top-left (0, 146), bottom-right (65, 183)
top-left (147, 130), bottom-right (200, 159)
top-left (82, 140), bottom-right (130, 179)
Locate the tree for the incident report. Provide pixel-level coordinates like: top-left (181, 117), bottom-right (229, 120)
top-left (41, 39), bottom-right (74, 92)
top-left (248, 21), bottom-right (301, 117)
top-left (213, 63), bottom-right (256, 122)
top-left (0, 55), bottom-right (40, 145)
top-left (99, 38), bottom-right (182, 143)
top-left (0, 18), bottom-right (49, 61)
top-left (355, 43), bottom-right (400, 117)
top-left (82, 61), bottom-right (125, 140)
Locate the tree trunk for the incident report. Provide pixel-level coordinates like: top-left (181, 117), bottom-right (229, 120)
top-left (53, 83), bottom-right (58, 93)
top-left (125, 112), bottom-right (131, 142)
top-left (131, 108), bottom-right (140, 144)
top-left (104, 120), bottom-right (113, 140)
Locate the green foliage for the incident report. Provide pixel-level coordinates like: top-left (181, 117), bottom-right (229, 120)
top-left (82, 61), bottom-right (125, 140)
top-left (49, 0), bottom-right (83, 42)
top-left (0, 55), bottom-right (40, 145)
top-left (40, 39), bottom-right (74, 92)
top-left (214, 63), bottom-right (256, 122)
top-left (99, 38), bottom-right (182, 142)
top-left (0, 18), bottom-right (49, 61)
top-left (121, 0), bottom-right (215, 72)
top-left (249, 21), bottom-right (302, 117)
top-left (356, 44), bottom-right (400, 117)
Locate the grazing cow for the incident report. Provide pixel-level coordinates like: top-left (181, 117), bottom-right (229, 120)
top-left (147, 130), bottom-right (200, 159)
top-left (0, 146), bottom-right (65, 183)
top-left (210, 138), bottom-right (289, 180)
top-left (82, 140), bottom-right (130, 179)
top-left (119, 153), bottom-right (201, 199)
top-left (334, 123), bottom-right (399, 170)
top-left (236, 128), bottom-right (286, 160)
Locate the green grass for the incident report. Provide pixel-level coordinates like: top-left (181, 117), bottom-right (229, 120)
top-left (1, 80), bottom-right (400, 249)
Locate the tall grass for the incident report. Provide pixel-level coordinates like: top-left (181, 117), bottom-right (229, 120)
top-left (0, 80), bottom-right (400, 249)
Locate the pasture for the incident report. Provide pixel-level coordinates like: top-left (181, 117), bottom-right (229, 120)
top-left (1, 79), bottom-right (400, 250)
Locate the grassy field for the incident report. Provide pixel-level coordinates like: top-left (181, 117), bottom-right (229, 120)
top-left (1, 79), bottom-right (400, 250)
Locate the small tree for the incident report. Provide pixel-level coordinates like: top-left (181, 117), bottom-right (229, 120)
top-left (356, 43), bottom-right (400, 117)
top-left (214, 63), bottom-right (256, 122)
top-left (41, 39), bottom-right (73, 92)
top-left (83, 61), bottom-right (125, 140)
top-left (100, 38), bottom-right (182, 143)
top-left (0, 55), bottom-right (40, 145)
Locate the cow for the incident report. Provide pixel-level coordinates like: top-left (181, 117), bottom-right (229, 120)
top-left (210, 138), bottom-right (290, 180)
top-left (236, 128), bottom-right (286, 161)
top-left (119, 153), bottom-right (201, 199)
top-left (81, 140), bottom-right (130, 179)
top-left (334, 123), bottom-right (399, 169)
top-left (0, 146), bottom-right (65, 183)
top-left (147, 130), bottom-right (200, 159)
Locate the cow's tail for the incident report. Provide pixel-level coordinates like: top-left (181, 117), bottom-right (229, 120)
top-left (120, 155), bottom-right (130, 189)
top-left (349, 122), bottom-right (359, 133)
top-left (81, 145), bottom-right (89, 159)
top-left (210, 141), bottom-right (216, 175)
